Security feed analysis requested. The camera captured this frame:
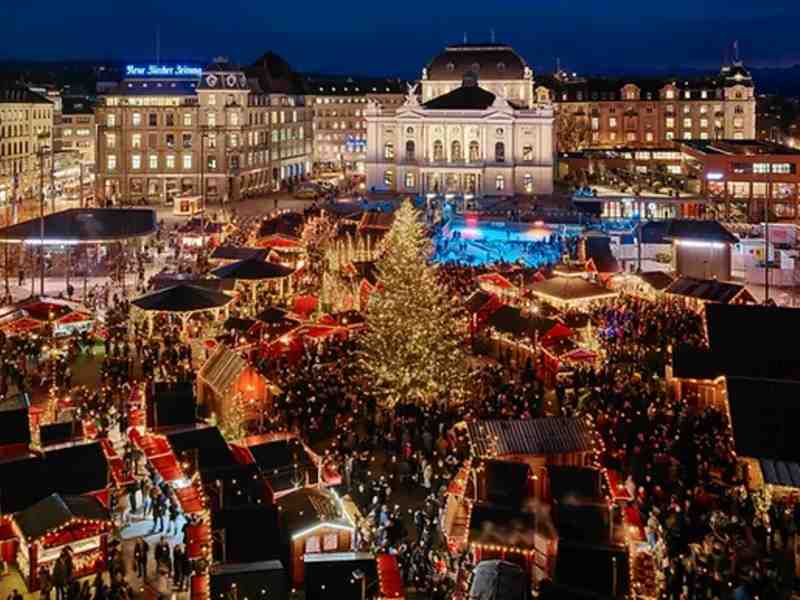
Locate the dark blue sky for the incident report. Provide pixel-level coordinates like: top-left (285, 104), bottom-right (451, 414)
top-left (2, 0), bottom-right (799, 76)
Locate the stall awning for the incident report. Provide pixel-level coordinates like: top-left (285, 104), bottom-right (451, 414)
top-left (14, 493), bottom-right (110, 542)
top-left (0, 208), bottom-right (157, 244)
top-left (212, 258), bottom-right (295, 281)
top-left (132, 284), bottom-right (234, 313)
top-left (376, 554), bottom-right (404, 599)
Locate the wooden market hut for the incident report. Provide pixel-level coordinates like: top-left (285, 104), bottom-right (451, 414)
top-left (277, 487), bottom-right (356, 587)
top-left (210, 561), bottom-right (288, 600)
top-left (212, 258), bottom-right (296, 303)
top-left (304, 552), bottom-right (377, 600)
top-left (664, 276), bottom-right (756, 311)
top-left (131, 283), bottom-right (235, 336)
top-left (610, 271), bottom-right (675, 300)
top-left (11, 493), bottom-right (112, 591)
top-left (197, 345), bottom-right (272, 429)
top-left (0, 392), bottom-right (31, 457)
top-left (528, 276), bottom-right (618, 311)
top-left (210, 246), bottom-right (268, 265)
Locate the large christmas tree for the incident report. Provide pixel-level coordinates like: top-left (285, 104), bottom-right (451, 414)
top-left (359, 200), bottom-right (470, 409)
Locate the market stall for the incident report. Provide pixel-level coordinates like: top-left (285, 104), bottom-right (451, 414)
top-left (197, 345), bottom-right (272, 430)
top-left (212, 258), bottom-right (296, 304)
top-left (528, 275), bottom-right (618, 311)
top-left (11, 493), bottom-right (111, 591)
top-left (131, 283), bottom-right (235, 337)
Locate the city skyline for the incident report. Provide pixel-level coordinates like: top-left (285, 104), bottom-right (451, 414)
top-left (1, 0), bottom-right (800, 77)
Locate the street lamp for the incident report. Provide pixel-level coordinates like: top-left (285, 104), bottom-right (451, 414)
top-left (37, 132), bottom-right (51, 296)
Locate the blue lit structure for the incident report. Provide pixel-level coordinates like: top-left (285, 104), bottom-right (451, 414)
top-left (124, 64), bottom-right (202, 78)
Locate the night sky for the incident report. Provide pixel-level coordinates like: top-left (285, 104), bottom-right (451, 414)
top-left (2, 0), bottom-right (799, 76)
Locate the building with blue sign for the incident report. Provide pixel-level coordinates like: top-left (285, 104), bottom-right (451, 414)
top-left (95, 55), bottom-right (312, 205)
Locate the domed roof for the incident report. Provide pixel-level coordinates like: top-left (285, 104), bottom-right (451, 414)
top-left (426, 43), bottom-right (528, 81)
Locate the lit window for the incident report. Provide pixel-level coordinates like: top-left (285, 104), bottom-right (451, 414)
top-left (665, 90), bottom-right (675, 99)
top-left (700, 119), bottom-right (708, 128)
top-left (405, 172), bottom-right (415, 188)
top-left (469, 141), bottom-right (480, 162)
top-left (524, 173), bottom-right (533, 193)
top-left (132, 133), bottom-right (142, 149)
top-left (208, 112), bottom-right (216, 127)
top-left (701, 90), bottom-right (708, 99)
top-left (522, 146), bottom-right (533, 161)
top-left (131, 154), bottom-right (141, 169)
top-left (754, 163), bottom-right (770, 174)
top-left (495, 175), bottom-right (505, 191)
top-left (666, 131), bottom-right (674, 140)
top-left (683, 118), bottom-right (692, 128)
top-left (666, 118), bottom-right (675, 128)
top-left (645, 132), bottom-right (654, 142)
top-left (183, 155), bottom-right (192, 170)
top-left (384, 143), bottom-right (394, 160)
top-left (166, 155), bottom-right (175, 169)
top-left (684, 91), bottom-right (691, 99)
top-left (230, 112), bottom-right (239, 126)
top-left (208, 94), bottom-right (216, 106)
top-left (132, 112), bottom-right (142, 126)
top-left (106, 133), bottom-right (116, 149)
top-left (183, 113), bottom-right (192, 127)
top-left (609, 117), bottom-right (617, 128)
top-left (384, 169), bottom-right (393, 186)
top-left (106, 113), bottom-right (116, 127)
top-left (107, 155), bottom-right (116, 171)
top-left (700, 105), bottom-right (708, 114)
top-left (610, 132), bottom-right (617, 141)
top-left (149, 154), bottom-right (158, 169)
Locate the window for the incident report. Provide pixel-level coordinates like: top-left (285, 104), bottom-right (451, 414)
top-left (149, 154), bottom-right (158, 169)
top-left (700, 105), bottom-right (708, 114)
top-left (495, 175), bottom-right (505, 191)
top-left (433, 140), bottom-right (444, 162)
top-left (305, 536), bottom-right (320, 554)
top-left (772, 163), bottom-right (794, 174)
top-left (132, 133), bottom-right (142, 149)
top-left (645, 132), bottom-right (654, 142)
top-left (451, 140), bottom-right (462, 161)
top-left (701, 90), bottom-right (708, 99)
top-left (684, 91), bottom-right (691, 99)
top-left (609, 117), bottom-right (617, 128)
top-left (733, 117), bottom-right (744, 129)
top-left (405, 172), bottom-right (415, 188)
top-left (166, 134), bottom-right (175, 148)
top-left (591, 117), bottom-right (599, 130)
top-left (666, 118), bottom-right (675, 128)
top-left (626, 132), bottom-right (637, 142)
top-left (610, 132), bottom-right (617, 141)
top-left (166, 113), bottom-right (175, 127)
top-left (106, 113), bottom-right (116, 127)
top-left (131, 154), bottom-right (141, 169)
top-left (683, 118), bottom-right (692, 129)
top-left (684, 131), bottom-right (692, 139)
top-left (384, 143), bottom-right (394, 160)
top-left (230, 112), bottom-right (239, 126)
top-left (522, 146), bottom-right (533, 161)
top-left (754, 163), bottom-right (770, 174)
top-left (166, 154), bottom-right (175, 169)
top-left (469, 141), bottom-right (480, 162)
top-left (182, 154), bottom-right (192, 170)
top-left (132, 112), bottom-right (142, 127)
top-left (183, 113), bottom-right (192, 127)
top-left (208, 112), bottom-right (216, 127)
top-left (666, 131), bottom-right (674, 140)
top-left (665, 89), bottom-right (675, 99)
top-left (494, 142), bottom-right (505, 163)
top-left (524, 173), bottom-right (533, 193)
top-left (182, 133), bottom-right (192, 149)
top-left (383, 169), bottom-right (393, 186)
top-left (148, 113), bottom-right (158, 127)
top-left (734, 132), bottom-right (744, 140)
top-left (734, 105), bottom-right (744, 115)
top-left (208, 157), bottom-right (217, 170)
top-left (107, 155), bottom-right (116, 171)
top-left (700, 132), bottom-right (709, 140)
top-left (405, 140), bottom-right (415, 161)
top-left (106, 133), bottom-right (116, 149)
top-left (148, 133), bottom-right (158, 148)
top-left (208, 94), bottom-right (216, 106)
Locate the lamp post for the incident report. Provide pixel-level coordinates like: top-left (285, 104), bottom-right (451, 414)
top-left (37, 133), bottom-right (50, 296)
top-left (765, 166), bottom-right (772, 304)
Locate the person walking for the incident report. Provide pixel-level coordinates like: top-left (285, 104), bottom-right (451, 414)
top-left (172, 544), bottom-right (185, 591)
top-left (134, 538), bottom-right (149, 580)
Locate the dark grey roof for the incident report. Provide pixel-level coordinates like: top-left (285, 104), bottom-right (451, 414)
top-left (664, 219), bottom-right (738, 243)
top-left (465, 290), bottom-right (494, 314)
top-left (467, 418), bottom-right (594, 458)
top-left (277, 487), bottom-right (349, 534)
top-left (212, 258), bottom-right (295, 281)
top-left (132, 284), bottom-right (233, 313)
top-left (0, 208), bottom-right (157, 244)
top-left (665, 277), bottom-right (748, 303)
top-left (43, 441), bottom-right (110, 495)
top-left (679, 139), bottom-right (800, 157)
top-left (671, 345), bottom-right (721, 380)
top-left (258, 212), bottom-right (303, 238)
top-left (166, 425), bottom-right (236, 472)
top-left (423, 85), bottom-right (506, 110)
top-left (469, 560), bottom-right (528, 600)
top-left (636, 271), bottom-right (675, 291)
top-left (485, 305), bottom-right (557, 338)
top-left (760, 459), bottom-right (800, 488)
top-left (426, 44), bottom-right (528, 81)
top-left (149, 274), bottom-right (235, 293)
top-left (727, 377), bottom-right (800, 462)
top-left (530, 276), bottom-right (617, 302)
top-left (210, 246), bottom-right (268, 261)
top-left (15, 493), bottom-right (109, 541)
top-left (0, 85), bottom-right (51, 104)
top-left (468, 504), bottom-right (537, 550)
top-left (61, 97), bottom-right (95, 115)
top-left (638, 221), bottom-right (671, 245)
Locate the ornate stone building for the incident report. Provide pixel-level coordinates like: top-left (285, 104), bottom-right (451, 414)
top-left (538, 62), bottom-right (757, 151)
top-left (365, 44), bottom-right (555, 197)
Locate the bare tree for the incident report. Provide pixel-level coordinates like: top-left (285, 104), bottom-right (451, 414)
top-left (555, 111), bottom-right (591, 152)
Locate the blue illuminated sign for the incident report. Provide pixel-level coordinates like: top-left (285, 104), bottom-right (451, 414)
top-left (125, 64), bottom-right (203, 78)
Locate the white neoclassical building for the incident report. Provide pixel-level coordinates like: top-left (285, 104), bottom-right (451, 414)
top-left (365, 43), bottom-right (555, 197)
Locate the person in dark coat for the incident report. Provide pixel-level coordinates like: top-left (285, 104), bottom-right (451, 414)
top-left (134, 538), bottom-right (149, 579)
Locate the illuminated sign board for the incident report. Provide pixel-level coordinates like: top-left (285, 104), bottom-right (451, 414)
top-left (125, 64), bottom-right (202, 78)
top-left (705, 172), bottom-right (724, 181)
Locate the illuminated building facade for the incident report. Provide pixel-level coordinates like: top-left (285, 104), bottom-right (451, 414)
top-left (539, 61), bottom-right (757, 151)
top-left (366, 43), bottom-right (555, 197)
top-left (95, 57), bottom-right (311, 205)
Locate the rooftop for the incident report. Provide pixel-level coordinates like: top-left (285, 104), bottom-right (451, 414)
top-left (680, 139), bottom-right (800, 157)
top-left (0, 208), bottom-right (157, 244)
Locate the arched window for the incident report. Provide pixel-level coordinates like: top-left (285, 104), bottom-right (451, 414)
top-left (405, 140), bottom-right (415, 161)
top-left (469, 141), bottom-right (480, 162)
top-left (524, 173), bottom-right (533, 193)
top-left (495, 175), bottom-right (505, 191)
top-left (495, 142), bottom-right (505, 163)
top-left (734, 105), bottom-right (744, 115)
top-left (384, 143), bottom-right (394, 160)
top-left (384, 169), bottom-right (394, 187)
top-left (433, 140), bottom-right (444, 162)
top-left (451, 140), bottom-right (462, 161)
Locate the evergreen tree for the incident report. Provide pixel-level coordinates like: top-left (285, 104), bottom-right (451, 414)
top-left (359, 201), bottom-right (470, 409)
